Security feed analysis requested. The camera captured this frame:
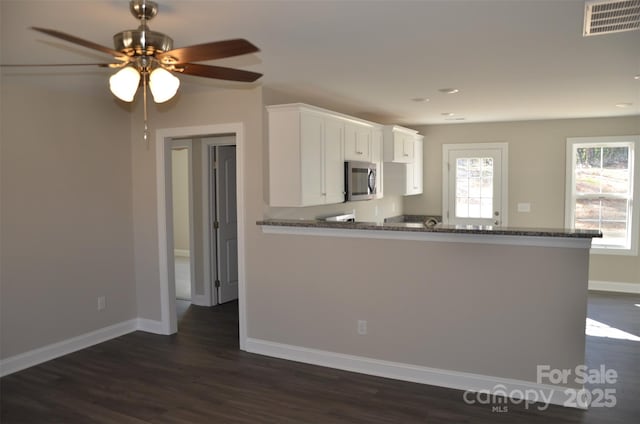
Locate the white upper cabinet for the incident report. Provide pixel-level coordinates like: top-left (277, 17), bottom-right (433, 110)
top-left (383, 126), bottom-right (423, 196)
top-left (344, 121), bottom-right (373, 162)
top-left (268, 105), bottom-right (345, 207)
top-left (268, 103), bottom-right (384, 206)
top-left (383, 125), bottom-right (419, 163)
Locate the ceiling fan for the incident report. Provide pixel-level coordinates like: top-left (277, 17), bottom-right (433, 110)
top-left (3, 0), bottom-right (262, 139)
top-left (10, 0), bottom-right (262, 101)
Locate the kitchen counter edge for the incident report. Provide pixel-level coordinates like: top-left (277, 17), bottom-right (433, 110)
top-left (256, 219), bottom-right (601, 239)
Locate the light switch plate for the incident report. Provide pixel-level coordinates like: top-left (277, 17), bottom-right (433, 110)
top-left (517, 203), bottom-right (531, 213)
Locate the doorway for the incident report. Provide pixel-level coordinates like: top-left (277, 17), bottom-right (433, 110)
top-left (169, 144), bottom-right (195, 304)
top-left (166, 137), bottom-right (239, 314)
top-left (155, 123), bottom-right (247, 345)
top-left (442, 143), bottom-right (509, 226)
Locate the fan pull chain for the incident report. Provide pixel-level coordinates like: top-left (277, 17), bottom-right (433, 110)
top-left (143, 73), bottom-right (150, 147)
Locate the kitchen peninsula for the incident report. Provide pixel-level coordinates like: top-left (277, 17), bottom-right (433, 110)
top-left (252, 219), bottom-right (601, 408)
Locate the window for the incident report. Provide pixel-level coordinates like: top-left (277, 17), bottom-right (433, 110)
top-left (455, 157), bottom-right (494, 219)
top-left (566, 136), bottom-right (639, 255)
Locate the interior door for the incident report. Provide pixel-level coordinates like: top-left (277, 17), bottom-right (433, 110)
top-left (215, 145), bottom-right (239, 303)
top-left (446, 147), bottom-right (504, 226)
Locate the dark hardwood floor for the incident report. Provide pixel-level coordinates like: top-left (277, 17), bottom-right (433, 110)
top-left (1, 292), bottom-right (638, 423)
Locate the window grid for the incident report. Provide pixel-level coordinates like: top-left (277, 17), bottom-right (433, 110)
top-left (455, 157), bottom-right (493, 219)
top-left (571, 143), bottom-right (634, 250)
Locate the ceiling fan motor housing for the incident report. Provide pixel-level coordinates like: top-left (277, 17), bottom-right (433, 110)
top-left (113, 29), bottom-right (173, 57)
top-left (114, 1), bottom-right (172, 57)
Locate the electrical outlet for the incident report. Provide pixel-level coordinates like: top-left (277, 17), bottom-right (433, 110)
top-left (357, 320), bottom-right (367, 335)
top-left (97, 296), bottom-right (106, 311)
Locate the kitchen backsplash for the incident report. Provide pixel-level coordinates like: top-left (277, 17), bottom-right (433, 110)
top-left (264, 194), bottom-right (404, 223)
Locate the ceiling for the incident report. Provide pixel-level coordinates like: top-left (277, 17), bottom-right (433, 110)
top-left (1, 0), bottom-right (639, 126)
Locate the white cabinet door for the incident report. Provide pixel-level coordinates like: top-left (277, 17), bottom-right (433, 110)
top-left (300, 112), bottom-right (326, 205)
top-left (383, 126), bottom-right (418, 163)
top-left (344, 122), bottom-right (372, 161)
top-left (406, 137), bottom-right (423, 195)
top-left (323, 117), bottom-right (345, 204)
top-left (372, 129), bottom-right (383, 199)
top-left (393, 133), bottom-right (414, 163)
top-left (301, 113), bottom-right (346, 205)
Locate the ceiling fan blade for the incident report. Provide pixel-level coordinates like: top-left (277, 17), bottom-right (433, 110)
top-left (158, 39), bottom-right (259, 64)
top-left (31, 27), bottom-right (129, 62)
top-left (177, 63), bottom-right (262, 82)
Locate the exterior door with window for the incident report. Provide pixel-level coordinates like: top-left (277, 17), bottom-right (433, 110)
top-left (444, 144), bottom-right (507, 226)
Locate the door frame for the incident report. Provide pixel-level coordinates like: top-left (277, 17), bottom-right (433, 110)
top-left (167, 140), bottom-right (197, 305)
top-left (442, 142), bottom-right (509, 226)
top-left (201, 137), bottom-right (237, 306)
top-left (155, 123), bottom-right (247, 350)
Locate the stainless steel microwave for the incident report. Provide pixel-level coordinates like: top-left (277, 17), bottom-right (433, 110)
top-left (345, 161), bottom-right (377, 201)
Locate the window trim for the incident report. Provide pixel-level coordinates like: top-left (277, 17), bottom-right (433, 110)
top-left (565, 135), bottom-right (639, 256)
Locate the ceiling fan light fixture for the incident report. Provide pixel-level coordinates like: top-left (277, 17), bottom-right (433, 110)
top-left (149, 67), bottom-right (180, 103)
top-left (109, 66), bottom-right (140, 102)
top-left (24, 0), bottom-right (261, 143)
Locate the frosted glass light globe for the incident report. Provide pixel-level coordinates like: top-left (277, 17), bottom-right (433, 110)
top-left (149, 67), bottom-right (180, 103)
top-left (109, 66), bottom-right (140, 102)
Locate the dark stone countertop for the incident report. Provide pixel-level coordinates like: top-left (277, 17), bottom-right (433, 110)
top-left (256, 219), bottom-right (602, 239)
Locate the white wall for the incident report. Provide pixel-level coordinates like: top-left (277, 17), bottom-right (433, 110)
top-left (170, 149), bottom-right (189, 252)
top-left (405, 116), bottom-right (640, 285)
top-left (0, 77), bottom-right (136, 359)
top-left (251, 232), bottom-right (589, 387)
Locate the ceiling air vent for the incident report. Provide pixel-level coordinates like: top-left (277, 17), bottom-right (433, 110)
top-left (583, 0), bottom-right (640, 36)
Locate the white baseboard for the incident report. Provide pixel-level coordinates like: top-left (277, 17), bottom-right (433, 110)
top-left (589, 280), bottom-right (640, 294)
top-left (136, 318), bottom-right (167, 334)
top-left (0, 320), bottom-right (138, 377)
top-left (174, 249), bottom-right (190, 257)
top-left (245, 338), bottom-right (587, 410)
top-left (190, 294), bottom-right (212, 307)
top-left (0, 318), bottom-right (169, 377)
